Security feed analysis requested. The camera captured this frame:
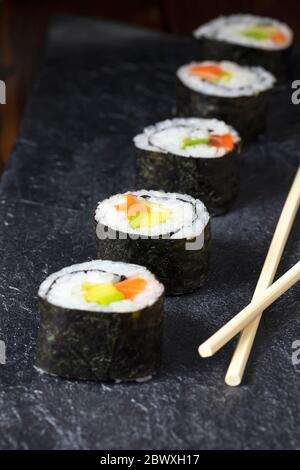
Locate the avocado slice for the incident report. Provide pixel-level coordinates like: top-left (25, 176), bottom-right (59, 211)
top-left (181, 137), bottom-right (210, 149)
top-left (129, 203), bottom-right (172, 228)
top-left (82, 282), bottom-right (125, 305)
top-left (242, 25), bottom-right (276, 41)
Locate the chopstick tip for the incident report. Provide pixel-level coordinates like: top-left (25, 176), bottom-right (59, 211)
top-left (225, 374), bottom-right (241, 387)
top-left (198, 343), bottom-right (213, 358)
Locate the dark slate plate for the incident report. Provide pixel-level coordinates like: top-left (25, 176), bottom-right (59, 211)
top-left (0, 16), bottom-right (299, 450)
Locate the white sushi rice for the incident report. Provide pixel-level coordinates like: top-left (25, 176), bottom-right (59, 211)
top-left (95, 190), bottom-right (209, 240)
top-left (193, 14), bottom-right (293, 50)
top-left (134, 117), bottom-right (239, 158)
top-left (39, 260), bottom-right (164, 313)
top-left (177, 61), bottom-right (275, 98)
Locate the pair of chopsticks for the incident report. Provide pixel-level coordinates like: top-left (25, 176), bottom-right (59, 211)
top-left (199, 166), bottom-right (300, 386)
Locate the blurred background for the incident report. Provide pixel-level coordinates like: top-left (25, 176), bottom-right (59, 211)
top-left (0, 0), bottom-right (299, 168)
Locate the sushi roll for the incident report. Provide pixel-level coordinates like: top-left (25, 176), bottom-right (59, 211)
top-left (134, 118), bottom-right (240, 215)
top-left (193, 14), bottom-right (293, 80)
top-left (176, 61), bottom-right (275, 140)
top-left (95, 190), bottom-right (210, 295)
top-left (35, 260), bottom-right (164, 382)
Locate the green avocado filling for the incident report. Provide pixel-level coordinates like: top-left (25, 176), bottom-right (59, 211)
top-left (181, 137), bottom-right (210, 149)
top-left (129, 202), bottom-right (172, 229)
top-left (82, 282), bottom-right (125, 305)
top-left (242, 25), bottom-right (276, 41)
top-left (219, 70), bottom-right (232, 82)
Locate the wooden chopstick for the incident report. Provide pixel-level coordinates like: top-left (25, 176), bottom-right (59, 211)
top-left (225, 167), bottom-right (300, 386)
top-left (199, 261), bottom-right (300, 358)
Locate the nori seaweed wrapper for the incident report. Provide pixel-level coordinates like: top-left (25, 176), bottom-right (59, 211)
top-left (135, 146), bottom-right (240, 216)
top-left (95, 222), bottom-right (211, 295)
top-left (176, 78), bottom-right (269, 140)
top-left (197, 36), bottom-right (292, 82)
top-left (35, 292), bottom-right (164, 383)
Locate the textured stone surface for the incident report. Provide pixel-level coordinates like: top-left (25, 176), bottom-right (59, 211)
top-left (0, 16), bottom-right (299, 450)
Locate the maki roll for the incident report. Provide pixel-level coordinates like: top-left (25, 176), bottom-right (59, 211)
top-left (176, 61), bottom-right (275, 140)
top-left (95, 190), bottom-right (210, 295)
top-left (134, 117), bottom-right (240, 214)
top-left (193, 14), bottom-right (293, 80)
top-left (35, 260), bottom-right (164, 382)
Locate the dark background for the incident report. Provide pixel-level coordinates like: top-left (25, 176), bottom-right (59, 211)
top-left (0, 0), bottom-right (300, 167)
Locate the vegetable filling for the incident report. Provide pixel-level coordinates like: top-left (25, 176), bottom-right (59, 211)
top-left (241, 25), bottom-right (288, 44)
top-left (82, 276), bottom-right (147, 305)
top-left (188, 64), bottom-right (232, 82)
top-left (181, 133), bottom-right (234, 152)
top-left (115, 194), bottom-right (173, 229)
